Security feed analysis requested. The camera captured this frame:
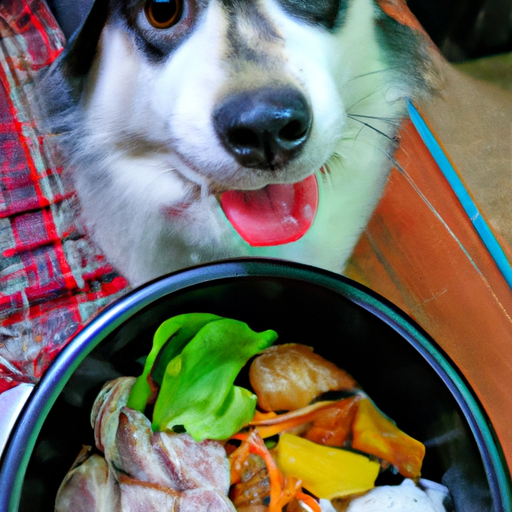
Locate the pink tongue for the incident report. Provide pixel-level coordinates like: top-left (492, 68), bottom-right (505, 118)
top-left (220, 174), bottom-right (318, 247)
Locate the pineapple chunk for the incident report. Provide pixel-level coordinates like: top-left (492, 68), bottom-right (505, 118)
top-left (276, 433), bottom-right (380, 500)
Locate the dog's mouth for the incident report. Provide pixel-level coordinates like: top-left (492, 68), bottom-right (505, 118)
top-left (219, 174), bottom-right (319, 246)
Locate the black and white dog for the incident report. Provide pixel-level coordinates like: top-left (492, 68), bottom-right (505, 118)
top-left (40, 0), bottom-right (437, 286)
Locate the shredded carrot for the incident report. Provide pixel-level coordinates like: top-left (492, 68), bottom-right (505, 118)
top-left (245, 431), bottom-right (284, 511)
top-left (274, 476), bottom-right (301, 510)
top-left (230, 431), bottom-right (250, 442)
top-left (250, 401), bottom-right (336, 427)
top-left (256, 416), bottom-right (314, 439)
top-left (228, 440), bottom-right (251, 485)
top-left (296, 491), bottom-right (321, 512)
top-left (253, 410), bottom-right (279, 422)
top-left (251, 401), bottom-right (339, 439)
top-left (228, 429), bottom-right (324, 511)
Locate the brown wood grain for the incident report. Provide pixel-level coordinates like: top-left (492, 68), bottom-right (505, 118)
top-left (345, 119), bottom-right (512, 470)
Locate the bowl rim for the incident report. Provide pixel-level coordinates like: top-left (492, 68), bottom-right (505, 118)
top-left (0, 258), bottom-right (510, 511)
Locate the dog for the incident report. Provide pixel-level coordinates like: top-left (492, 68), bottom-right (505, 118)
top-left (38, 0), bottom-right (442, 286)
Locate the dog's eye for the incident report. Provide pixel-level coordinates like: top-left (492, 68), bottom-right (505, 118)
top-left (145, 0), bottom-right (183, 29)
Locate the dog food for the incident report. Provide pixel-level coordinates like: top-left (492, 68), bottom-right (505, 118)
top-left (54, 314), bottom-right (449, 511)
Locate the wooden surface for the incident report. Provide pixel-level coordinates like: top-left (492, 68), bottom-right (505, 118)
top-left (345, 118), bottom-right (512, 470)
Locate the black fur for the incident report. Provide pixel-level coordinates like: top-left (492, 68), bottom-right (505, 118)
top-left (276, 0), bottom-right (348, 30)
top-left (224, 1), bottom-right (281, 67)
top-left (37, 0), bottom-right (110, 131)
top-left (217, 0), bottom-right (345, 30)
top-left (374, 5), bottom-right (438, 96)
top-left (63, 0), bottom-right (110, 80)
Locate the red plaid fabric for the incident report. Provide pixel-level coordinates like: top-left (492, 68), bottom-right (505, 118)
top-left (0, 0), bottom-right (129, 394)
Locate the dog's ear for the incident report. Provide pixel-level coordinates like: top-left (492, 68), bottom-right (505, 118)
top-left (60, 0), bottom-right (110, 81)
top-left (37, 0), bottom-right (110, 131)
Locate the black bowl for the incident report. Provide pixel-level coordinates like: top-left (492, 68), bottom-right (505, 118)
top-left (0, 259), bottom-right (510, 511)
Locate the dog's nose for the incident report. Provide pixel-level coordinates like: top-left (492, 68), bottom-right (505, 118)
top-left (213, 87), bottom-right (312, 169)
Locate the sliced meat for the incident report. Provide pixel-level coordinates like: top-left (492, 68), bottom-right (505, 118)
top-left (61, 376), bottom-right (236, 512)
top-left (179, 488), bottom-right (238, 512)
top-left (153, 432), bottom-right (230, 493)
top-left (113, 407), bottom-right (180, 489)
top-left (118, 475), bottom-right (179, 512)
top-left (55, 448), bottom-right (120, 512)
top-left (92, 377), bottom-right (135, 456)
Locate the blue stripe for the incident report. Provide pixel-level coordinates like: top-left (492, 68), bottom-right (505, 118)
top-left (408, 100), bottom-right (512, 290)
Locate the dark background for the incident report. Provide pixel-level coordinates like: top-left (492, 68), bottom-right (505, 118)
top-left (408, 0), bottom-right (512, 61)
top-left (46, 0), bottom-right (512, 62)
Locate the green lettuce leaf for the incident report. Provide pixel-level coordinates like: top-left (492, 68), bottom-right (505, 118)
top-left (152, 317), bottom-right (277, 441)
top-left (127, 313), bottom-right (222, 412)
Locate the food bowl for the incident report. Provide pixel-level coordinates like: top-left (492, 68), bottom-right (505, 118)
top-left (0, 259), bottom-right (510, 511)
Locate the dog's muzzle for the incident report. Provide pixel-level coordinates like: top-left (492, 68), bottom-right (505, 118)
top-left (213, 86), bottom-right (312, 170)
top-left (213, 86), bottom-right (318, 248)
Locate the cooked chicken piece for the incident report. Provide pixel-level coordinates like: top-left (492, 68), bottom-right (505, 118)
top-left (250, 344), bottom-right (357, 411)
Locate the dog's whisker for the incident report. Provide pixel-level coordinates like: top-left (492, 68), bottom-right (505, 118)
top-left (346, 113), bottom-right (401, 126)
top-left (346, 114), bottom-right (398, 144)
top-left (353, 123), bottom-right (367, 143)
top-left (345, 87), bottom-right (387, 113)
top-left (348, 65), bottom-right (406, 82)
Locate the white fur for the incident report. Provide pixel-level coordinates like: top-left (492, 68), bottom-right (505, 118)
top-left (72, 0), bottom-right (416, 285)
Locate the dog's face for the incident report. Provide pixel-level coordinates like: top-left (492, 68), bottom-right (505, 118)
top-left (118, 0), bottom-right (343, 191)
top-left (42, 0), bottom-right (435, 284)
top-left (82, 0), bottom-right (368, 189)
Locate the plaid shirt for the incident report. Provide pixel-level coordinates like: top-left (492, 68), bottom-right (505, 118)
top-left (0, 0), bottom-right (129, 394)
